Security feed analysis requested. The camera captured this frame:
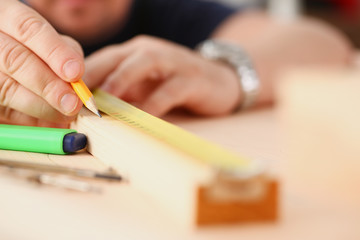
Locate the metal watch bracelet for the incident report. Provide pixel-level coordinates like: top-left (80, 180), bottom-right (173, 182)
top-left (196, 39), bottom-right (260, 111)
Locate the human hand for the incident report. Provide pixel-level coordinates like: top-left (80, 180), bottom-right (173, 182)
top-left (0, 0), bottom-right (84, 127)
top-left (84, 35), bottom-right (241, 117)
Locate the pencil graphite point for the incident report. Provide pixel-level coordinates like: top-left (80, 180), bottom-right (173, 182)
top-left (85, 99), bottom-right (102, 118)
top-left (85, 102), bottom-right (102, 118)
top-left (70, 79), bottom-right (102, 118)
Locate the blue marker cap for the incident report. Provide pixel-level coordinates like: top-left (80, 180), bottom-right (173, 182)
top-left (63, 132), bottom-right (87, 153)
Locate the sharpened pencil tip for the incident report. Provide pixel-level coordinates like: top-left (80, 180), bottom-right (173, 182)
top-left (84, 98), bottom-right (102, 118)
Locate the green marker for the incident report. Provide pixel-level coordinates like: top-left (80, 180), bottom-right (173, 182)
top-left (0, 124), bottom-right (87, 155)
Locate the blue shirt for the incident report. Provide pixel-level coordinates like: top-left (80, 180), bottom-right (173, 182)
top-left (83, 0), bottom-right (236, 55)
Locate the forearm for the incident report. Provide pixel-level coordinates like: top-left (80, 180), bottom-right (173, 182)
top-left (212, 11), bottom-right (354, 105)
top-left (83, 11), bottom-right (354, 118)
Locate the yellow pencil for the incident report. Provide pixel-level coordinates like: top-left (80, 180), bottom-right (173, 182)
top-left (71, 79), bottom-right (102, 118)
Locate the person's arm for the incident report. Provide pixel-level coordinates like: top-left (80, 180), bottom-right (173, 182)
top-left (212, 10), bottom-right (353, 107)
top-left (0, 0), bottom-right (84, 127)
top-left (84, 11), bottom-right (353, 117)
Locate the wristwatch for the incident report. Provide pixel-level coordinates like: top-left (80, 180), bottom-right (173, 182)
top-left (197, 39), bottom-right (260, 111)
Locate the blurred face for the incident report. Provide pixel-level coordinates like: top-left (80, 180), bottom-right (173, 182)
top-left (27, 0), bottom-right (132, 45)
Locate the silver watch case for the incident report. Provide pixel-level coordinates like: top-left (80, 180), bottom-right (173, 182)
top-left (197, 39), bottom-right (260, 110)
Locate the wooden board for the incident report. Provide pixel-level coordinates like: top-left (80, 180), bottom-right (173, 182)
top-left (71, 108), bottom-right (278, 227)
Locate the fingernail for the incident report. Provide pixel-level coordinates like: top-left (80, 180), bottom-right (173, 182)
top-left (61, 93), bottom-right (78, 114)
top-left (63, 60), bottom-right (81, 80)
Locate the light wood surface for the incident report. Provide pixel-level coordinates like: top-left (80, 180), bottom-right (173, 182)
top-left (278, 69), bottom-right (360, 210)
top-left (1, 102), bottom-right (359, 239)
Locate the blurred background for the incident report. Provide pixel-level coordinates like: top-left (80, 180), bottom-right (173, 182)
top-left (210, 0), bottom-right (360, 48)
